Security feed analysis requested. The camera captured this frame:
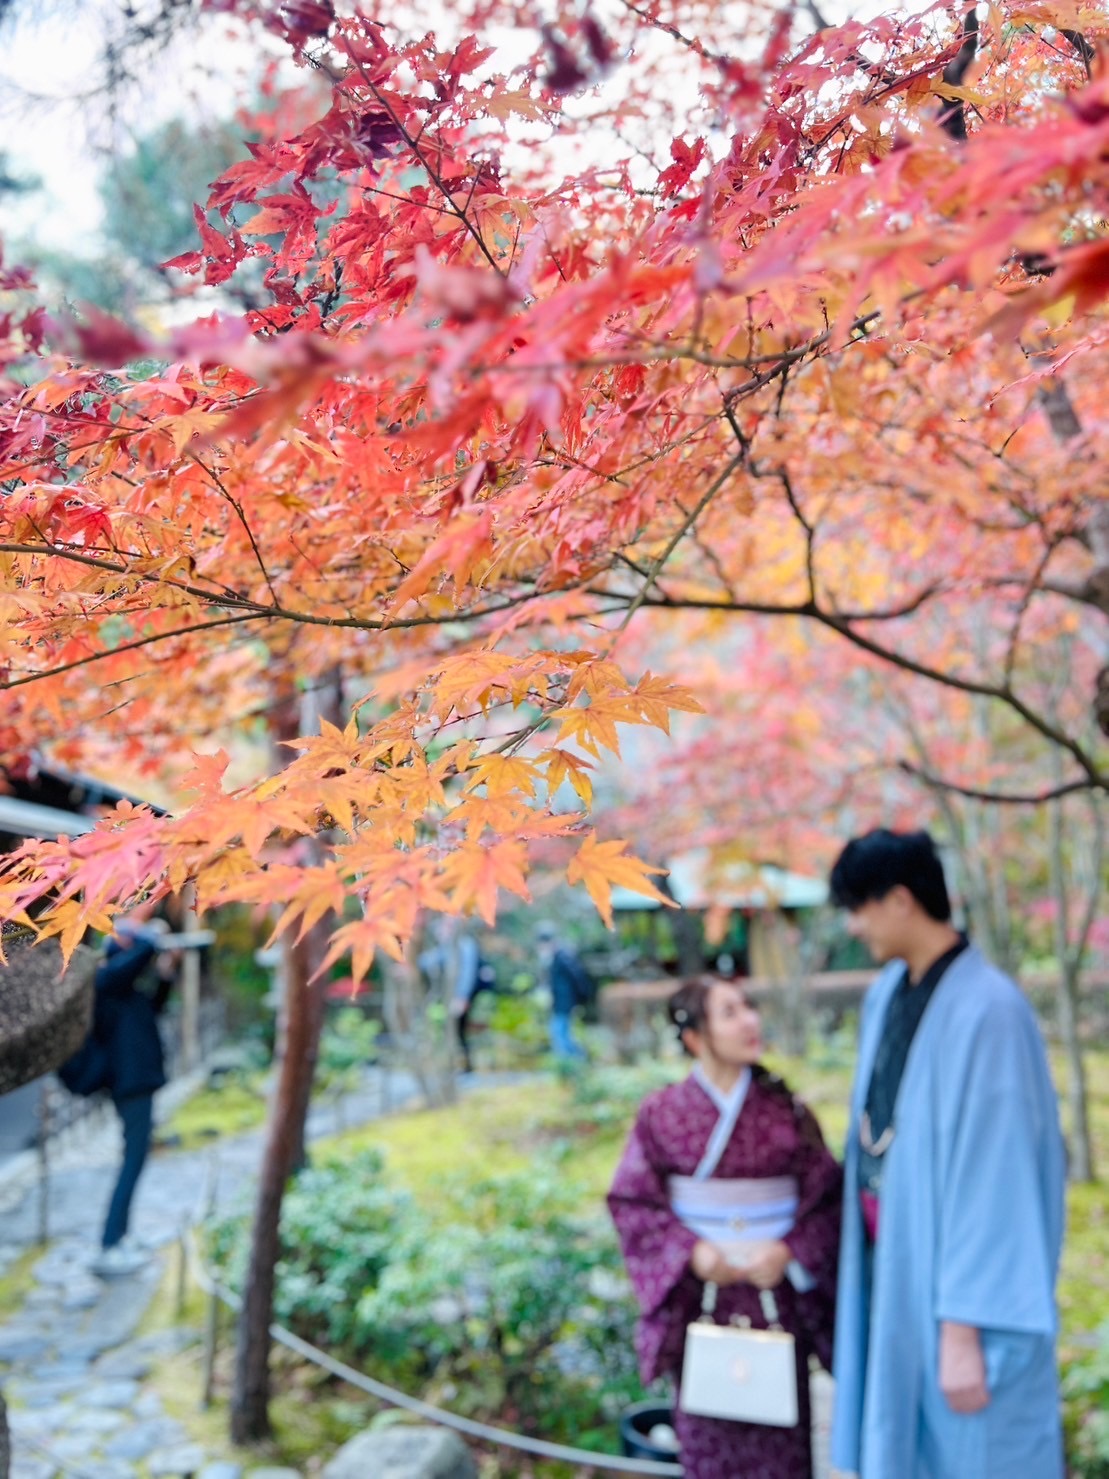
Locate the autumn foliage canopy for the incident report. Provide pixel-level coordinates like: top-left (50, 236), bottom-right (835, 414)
top-left (1, 0), bottom-right (1108, 967)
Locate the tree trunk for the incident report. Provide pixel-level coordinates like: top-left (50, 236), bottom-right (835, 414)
top-left (230, 904), bottom-right (331, 1442)
top-left (229, 668), bottom-right (344, 1443)
top-left (383, 941), bottom-right (457, 1109)
top-left (657, 874), bottom-right (704, 977)
top-left (1048, 793), bottom-right (1096, 1183)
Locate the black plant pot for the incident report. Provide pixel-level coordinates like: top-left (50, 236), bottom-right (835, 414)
top-left (619, 1400), bottom-right (679, 1462)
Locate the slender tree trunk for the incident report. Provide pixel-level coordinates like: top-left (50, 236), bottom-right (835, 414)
top-left (383, 936), bottom-right (457, 1108)
top-left (230, 903), bottom-right (331, 1441)
top-left (657, 874), bottom-right (703, 977)
top-left (1047, 786), bottom-right (1099, 1183)
top-left (229, 669), bottom-right (344, 1442)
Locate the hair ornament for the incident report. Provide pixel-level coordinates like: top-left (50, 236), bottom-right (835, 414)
top-left (673, 1007), bottom-right (689, 1025)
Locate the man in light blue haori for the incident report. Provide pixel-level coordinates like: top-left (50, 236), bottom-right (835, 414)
top-left (828, 829), bottom-right (1066, 1479)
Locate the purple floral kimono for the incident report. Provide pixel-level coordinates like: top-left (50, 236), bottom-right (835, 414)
top-left (608, 1066), bottom-right (842, 1479)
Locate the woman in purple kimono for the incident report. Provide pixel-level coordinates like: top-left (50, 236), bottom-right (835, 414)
top-left (608, 978), bottom-right (842, 1479)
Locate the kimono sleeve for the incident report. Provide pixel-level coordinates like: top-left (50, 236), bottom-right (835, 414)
top-left (783, 1103), bottom-right (844, 1285)
top-left (607, 1102), bottom-right (698, 1320)
top-left (935, 998), bottom-right (1063, 1336)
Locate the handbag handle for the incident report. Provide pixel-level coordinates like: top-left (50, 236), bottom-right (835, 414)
top-left (700, 1282), bottom-right (784, 1331)
top-left (759, 1288), bottom-right (783, 1330)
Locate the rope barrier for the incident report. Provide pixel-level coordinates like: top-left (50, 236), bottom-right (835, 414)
top-left (185, 1227), bottom-right (684, 1475)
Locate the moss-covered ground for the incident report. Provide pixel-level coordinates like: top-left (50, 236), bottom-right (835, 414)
top-left (161, 1075), bottom-right (269, 1151)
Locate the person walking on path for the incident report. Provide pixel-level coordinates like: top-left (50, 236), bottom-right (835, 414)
top-left (608, 977), bottom-right (842, 1479)
top-left (536, 923), bottom-right (591, 1062)
top-left (828, 829), bottom-right (1066, 1479)
top-left (91, 911), bottom-right (180, 1277)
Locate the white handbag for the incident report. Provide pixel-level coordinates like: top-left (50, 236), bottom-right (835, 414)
top-left (679, 1285), bottom-right (799, 1428)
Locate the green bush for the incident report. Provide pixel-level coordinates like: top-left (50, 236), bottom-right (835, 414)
top-left (205, 1147), bottom-right (647, 1445)
top-left (317, 1008), bottom-right (382, 1094)
top-left (1064, 1325), bottom-right (1109, 1478)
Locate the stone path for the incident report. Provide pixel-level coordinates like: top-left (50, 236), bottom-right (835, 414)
top-left (0, 1064), bottom-right (458, 1479)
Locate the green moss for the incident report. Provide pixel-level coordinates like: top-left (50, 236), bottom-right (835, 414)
top-left (0, 1247), bottom-right (40, 1324)
top-left (162, 1077), bottom-right (268, 1151)
top-left (323, 1082), bottom-right (550, 1208)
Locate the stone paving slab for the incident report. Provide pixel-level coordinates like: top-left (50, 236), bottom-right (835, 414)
top-left (0, 1063), bottom-right (436, 1479)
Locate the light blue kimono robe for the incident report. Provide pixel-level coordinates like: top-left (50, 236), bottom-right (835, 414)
top-left (831, 945), bottom-right (1066, 1479)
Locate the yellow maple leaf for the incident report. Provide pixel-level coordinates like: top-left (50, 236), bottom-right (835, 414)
top-left (463, 753), bottom-right (540, 799)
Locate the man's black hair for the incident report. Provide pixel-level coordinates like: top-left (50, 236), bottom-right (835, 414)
top-left (828, 828), bottom-right (952, 922)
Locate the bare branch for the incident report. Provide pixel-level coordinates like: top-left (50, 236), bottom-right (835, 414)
top-left (897, 760), bottom-right (1096, 804)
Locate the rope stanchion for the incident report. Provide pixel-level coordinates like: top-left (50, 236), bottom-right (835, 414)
top-left (185, 1228), bottom-right (683, 1476)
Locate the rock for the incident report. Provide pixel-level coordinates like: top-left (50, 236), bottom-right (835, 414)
top-left (81, 1379), bottom-right (141, 1408)
top-left (130, 1390), bottom-right (165, 1420)
top-left (75, 1463), bottom-right (141, 1479)
top-left (10, 1459), bottom-right (56, 1479)
top-left (131, 1327), bottom-right (200, 1357)
top-left (147, 1445), bottom-right (207, 1477)
top-left (321, 1429), bottom-right (477, 1479)
top-left (7, 1378), bottom-right (84, 1407)
top-left (62, 1287), bottom-right (101, 1312)
top-left (246, 1470), bottom-right (302, 1479)
top-left (198, 1465), bottom-right (242, 1479)
top-left (105, 1419), bottom-right (187, 1460)
top-left (0, 1330), bottom-right (50, 1363)
top-left (92, 1348), bottom-right (153, 1381)
top-left (60, 1407), bottom-right (126, 1435)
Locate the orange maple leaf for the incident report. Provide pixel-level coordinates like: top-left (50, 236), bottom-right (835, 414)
top-left (566, 832), bottom-right (672, 928)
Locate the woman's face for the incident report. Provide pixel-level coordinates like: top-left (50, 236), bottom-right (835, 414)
top-left (698, 983), bottom-right (762, 1066)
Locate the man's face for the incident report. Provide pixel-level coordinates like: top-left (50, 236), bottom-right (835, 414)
top-left (844, 889), bottom-right (912, 965)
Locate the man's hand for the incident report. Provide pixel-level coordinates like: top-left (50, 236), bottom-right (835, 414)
top-left (740, 1239), bottom-right (792, 1290)
top-left (691, 1240), bottom-right (744, 1286)
top-left (939, 1321), bottom-right (990, 1414)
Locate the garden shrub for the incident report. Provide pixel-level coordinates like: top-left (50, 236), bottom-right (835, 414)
top-left (1064, 1325), bottom-right (1109, 1478)
top-left (205, 1146), bottom-right (648, 1444)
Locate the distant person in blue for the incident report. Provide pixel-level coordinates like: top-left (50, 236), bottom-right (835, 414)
top-left (536, 922), bottom-right (592, 1061)
top-left (828, 829), bottom-right (1066, 1479)
top-left (91, 910), bottom-right (180, 1278)
top-left (418, 922), bottom-right (495, 1073)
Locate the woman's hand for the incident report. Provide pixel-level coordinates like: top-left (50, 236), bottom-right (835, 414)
top-left (690, 1240), bottom-right (744, 1286)
top-left (741, 1239), bottom-right (792, 1290)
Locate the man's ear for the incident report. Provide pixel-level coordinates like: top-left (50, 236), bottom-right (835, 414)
top-left (889, 884), bottom-right (916, 914)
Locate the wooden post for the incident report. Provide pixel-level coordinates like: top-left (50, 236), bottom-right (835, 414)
top-left (176, 1229), bottom-right (189, 1319)
top-left (35, 1080), bottom-right (49, 1247)
top-left (201, 1282), bottom-right (220, 1409)
top-left (180, 884), bottom-right (202, 1073)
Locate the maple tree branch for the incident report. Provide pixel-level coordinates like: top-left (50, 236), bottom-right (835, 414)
top-left (776, 466), bottom-right (817, 603)
top-left (0, 614), bottom-right (267, 691)
top-left (937, 10), bottom-right (978, 142)
top-left (611, 588), bottom-right (1107, 786)
top-left (814, 611), bottom-right (1107, 787)
top-left (0, 541), bottom-right (274, 613)
top-left (608, 451), bottom-right (747, 643)
top-left (189, 453), bottom-right (281, 608)
top-left (896, 760), bottom-right (1096, 805)
top-left (1003, 539), bottom-right (1059, 690)
top-left (615, 0), bottom-right (718, 62)
top-left (333, 38), bottom-right (504, 277)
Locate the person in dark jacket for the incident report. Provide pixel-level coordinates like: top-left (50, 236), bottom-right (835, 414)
top-left (91, 913), bottom-right (179, 1277)
top-left (536, 922), bottom-right (591, 1061)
